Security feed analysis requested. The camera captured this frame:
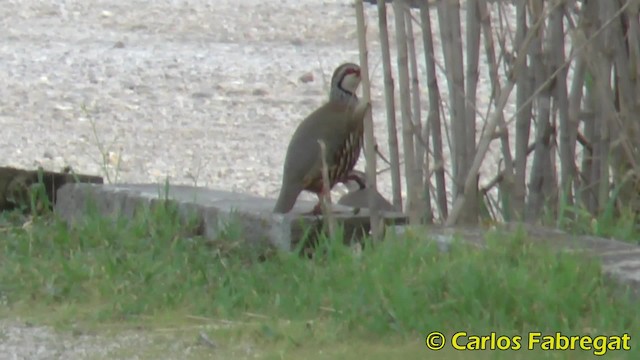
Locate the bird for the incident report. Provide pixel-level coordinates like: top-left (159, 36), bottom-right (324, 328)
top-left (273, 62), bottom-right (370, 215)
top-left (337, 169), bottom-right (396, 213)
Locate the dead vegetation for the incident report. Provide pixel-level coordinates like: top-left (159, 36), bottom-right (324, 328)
top-left (356, 0), bottom-right (640, 227)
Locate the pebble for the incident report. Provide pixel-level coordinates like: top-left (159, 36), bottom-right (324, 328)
top-left (299, 72), bottom-right (315, 83)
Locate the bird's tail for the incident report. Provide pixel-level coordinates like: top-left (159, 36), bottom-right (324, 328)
top-left (273, 183), bottom-right (302, 214)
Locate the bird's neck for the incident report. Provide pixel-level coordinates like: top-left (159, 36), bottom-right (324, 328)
top-left (329, 86), bottom-right (358, 107)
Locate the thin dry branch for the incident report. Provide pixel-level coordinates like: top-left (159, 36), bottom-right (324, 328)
top-left (437, 0), bottom-right (477, 224)
top-left (419, 1), bottom-right (448, 220)
top-left (479, 0), bottom-right (516, 221)
top-left (512, 0), bottom-right (532, 219)
top-left (465, 0), bottom-right (482, 220)
top-left (393, 0), bottom-right (420, 224)
top-left (318, 140), bottom-right (336, 238)
top-left (406, 7), bottom-right (431, 222)
top-left (375, 0), bottom-right (403, 211)
top-left (445, 0), bottom-right (554, 227)
top-left (505, 0), bottom-right (634, 127)
top-left (567, 50), bottom-right (586, 207)
top-left (549, 1), bottom-right (575, 207)
top-left (355, 0), bottom-right (383, 240)
top-left (525, 0), bottom-right (559, 221)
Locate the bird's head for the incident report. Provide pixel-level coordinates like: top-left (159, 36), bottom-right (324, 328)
top-left (330, 62), bottom-right (361, 102)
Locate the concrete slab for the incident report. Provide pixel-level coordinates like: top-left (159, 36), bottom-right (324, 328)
top-left (54, 183), bottom-right (408, 251)
top-left (398, 223), bottom-right (640, 300)
top-left (54, 182), bottom-right (640, 300)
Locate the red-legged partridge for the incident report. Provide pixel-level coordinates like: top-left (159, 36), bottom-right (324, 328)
top-left (273, 62), bottom-right (370, 214)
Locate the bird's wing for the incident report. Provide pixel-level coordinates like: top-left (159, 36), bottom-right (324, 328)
top-left (282, 103), bottom-right (353, 188)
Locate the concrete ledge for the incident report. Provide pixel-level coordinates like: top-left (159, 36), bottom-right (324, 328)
top-left (54, 183), bottom-right (408, 252)
top-left (54, 183), bottom-right (640, 300)
top-left (402, 223), bottom-right (640, 300)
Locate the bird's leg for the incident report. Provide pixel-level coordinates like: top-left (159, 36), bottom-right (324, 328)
top-left (311, 200), bottom-right (323, 216)
top-left (309, 186), bottom-right (329, 216)
top-left (302, 189), bottom-right (325, 216)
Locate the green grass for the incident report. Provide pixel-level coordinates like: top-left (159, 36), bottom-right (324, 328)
top-left (0, 202), bottom-right (638, 359)
top-left (544, 185), bottom-right (640, 245)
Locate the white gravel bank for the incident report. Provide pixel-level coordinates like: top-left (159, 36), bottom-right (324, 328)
top-left (1, 0), bottom-right (516, 203)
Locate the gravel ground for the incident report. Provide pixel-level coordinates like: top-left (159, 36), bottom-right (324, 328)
top-left (0, 0), bottom-right (518, 357)
top-left (0, 320), bottom-right (152, 360)
top-left (1, 0), bottom-right (517, 201)
top-left (0, 319), bottom-right (249, 360)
